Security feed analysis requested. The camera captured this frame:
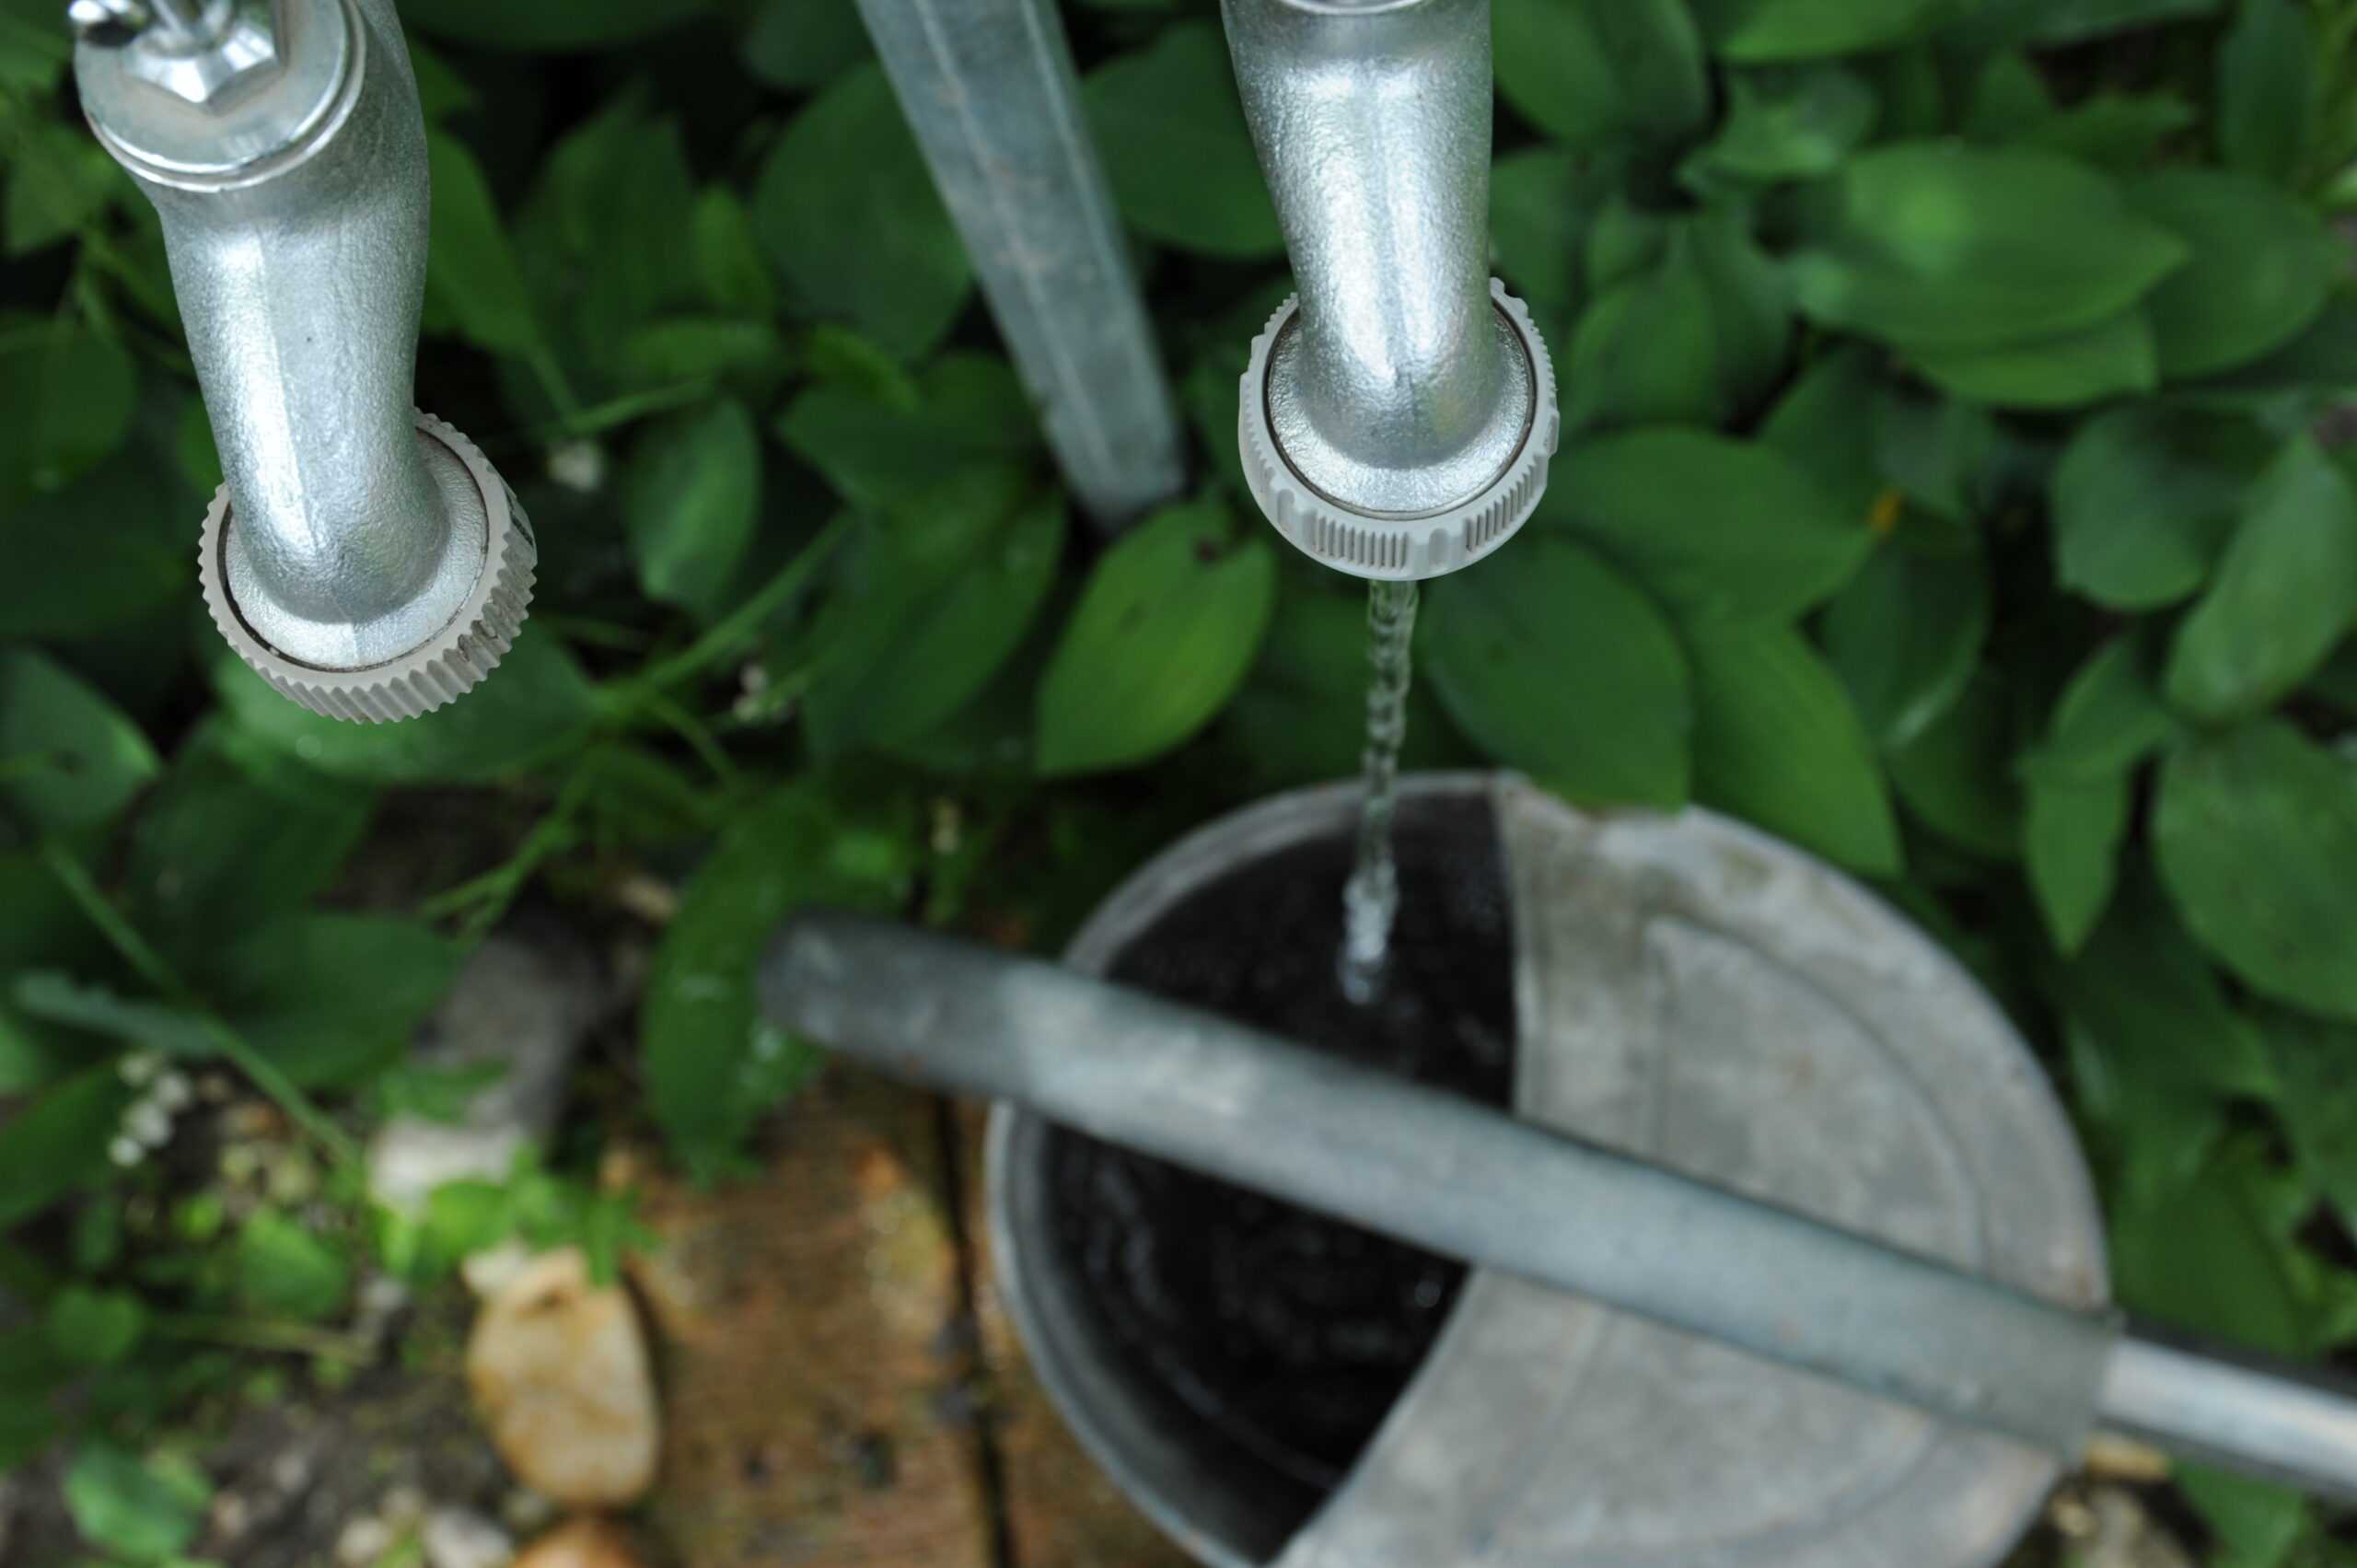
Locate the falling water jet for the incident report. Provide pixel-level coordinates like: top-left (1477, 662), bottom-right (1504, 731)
top-left (1338, 578), bottom-right (1419, 1005)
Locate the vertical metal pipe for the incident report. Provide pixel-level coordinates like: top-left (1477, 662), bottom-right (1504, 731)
top-left (1222, 0), bottom-right (1508, 479)
top-left (854, 0), bottom-right (1187, 530)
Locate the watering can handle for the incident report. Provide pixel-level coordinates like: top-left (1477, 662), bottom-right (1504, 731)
top-left (763, 910), bottom-right (2357, 1504)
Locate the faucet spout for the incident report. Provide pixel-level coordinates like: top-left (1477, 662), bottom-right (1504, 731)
top-left (75, 0), bottom-right (535, 721)
top-left (1223, 0), bottom-right (1558, 581)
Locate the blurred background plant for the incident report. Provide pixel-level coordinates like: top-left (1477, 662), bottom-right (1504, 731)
top-left (6, 0), bottom-right (2357, 1561)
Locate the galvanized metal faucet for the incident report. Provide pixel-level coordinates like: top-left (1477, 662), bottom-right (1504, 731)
top-left (1224, 0), bottom-right (1558, 582)
top-left (73, 0), bottom-right (534, 723)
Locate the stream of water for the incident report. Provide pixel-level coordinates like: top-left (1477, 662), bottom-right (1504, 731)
top-left (1338, 578), bottom-right (1420, 1006)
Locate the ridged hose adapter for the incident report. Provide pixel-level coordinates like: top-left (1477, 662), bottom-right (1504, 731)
top-left (75, 0), bottom-right (534, 722)
top-left (1224, 0), bottom-right (1559, 583)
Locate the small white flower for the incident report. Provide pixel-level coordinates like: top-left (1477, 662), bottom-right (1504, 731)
top-left (126, 1099), bottom-right (173, 1148)
top-left (153, 1071), bottom-right (193, 1112)
top-left (108, 1134), bottom-right (145, 1168)
top-left (118, 1051), bottom-right (163, 1087)
top-left (547, 438), bottom-right (606, 494)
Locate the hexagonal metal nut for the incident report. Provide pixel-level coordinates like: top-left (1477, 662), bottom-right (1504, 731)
top-left (124, 4), bottom-right (279, 106)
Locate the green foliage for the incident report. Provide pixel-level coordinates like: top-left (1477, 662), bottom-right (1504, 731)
top-left (9, 4), bottom-right (2357, 1551)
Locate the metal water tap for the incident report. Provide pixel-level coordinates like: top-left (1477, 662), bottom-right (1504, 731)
top-left (73, 0), bottom-right (534, 723)
top-left (1224, 0), bottom-right (1558, 583)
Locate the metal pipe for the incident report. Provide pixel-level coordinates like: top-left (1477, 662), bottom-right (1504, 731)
top-left (75, 0), bottom-right (534, 721)
top-left (855, 0), bottom-right (1186, 529)
top-left (761, 911), bottom-right (2357, 1503)
top-left (764, 912), bottom-right (2116, 1456)
top-left (2102, 1336), bottom-right (2357, 1504)
top-left (1222, 0), bottom-right (1556, 580)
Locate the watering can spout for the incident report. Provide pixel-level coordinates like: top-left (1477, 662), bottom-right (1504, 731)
top-left (74, 0), bottom-right (534, 723)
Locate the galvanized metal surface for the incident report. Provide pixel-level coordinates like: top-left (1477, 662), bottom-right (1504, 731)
top-left (856, 0), bottom-right (1185, 529)
top-left (1223, 0), bottom-right (1556, 579)
top-left (2102, 1336), bottom-right (2357, 1505)
top-left (1281, 776), bottom-right (2109, 1568)
top-left (766, 779), bottom-right (2116, 1562)
top-left (767, 773), bottom-right (2357, 1562)
top-left (75, 0), bottom-right (531, 714)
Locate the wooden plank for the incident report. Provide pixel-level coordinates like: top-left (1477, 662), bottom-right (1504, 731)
top-left (625, 1071), bottom-right (997, 1567)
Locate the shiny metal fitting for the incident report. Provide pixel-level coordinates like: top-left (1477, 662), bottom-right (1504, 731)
top-left (1223, 0), bottom-right (1558, 582)
top-left (75, 0), bottom-right (532, 722)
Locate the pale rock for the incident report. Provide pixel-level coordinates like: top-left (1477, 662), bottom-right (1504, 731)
top-left (423, 1505), bottom-right (515, 1568)
top-left (513, 1518), bottom-right (644, 1568)
top-left (369, 930), bottom-right (601, 1214)
top-left (467, 1249), bottom-right (660, 1507)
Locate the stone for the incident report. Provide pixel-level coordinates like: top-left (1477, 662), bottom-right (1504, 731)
top-left (514, 1518), bottom-right (643, 1568)
top-left (423, 1506), bottom-right (516, 1568)
top-left (369, 927), bottom-right (602, 1213)
top-left (466, 1249), bottom-right (659, 1508)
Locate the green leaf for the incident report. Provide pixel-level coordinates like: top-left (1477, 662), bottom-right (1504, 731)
top-left (2187, 296), bottom-right (2357, 407)
top-left (753, 65), bottom-right (972, 359)
top-left (1494, 0), bottom-right (1709, 149)
top-left (1821, 536), bottom-right (1990, 749)
top-left (1785, 144), bottom-right (2189, 351)
top-left (1905, 311), bottom-right (2158, 410)
top-left (690, 189), bottom-right (777, 319)
top-left (806, 472), bottom-right (1067, 754)
top-left (2059, 871), bottom-right (2276, 1098)
top-left (2183, 1469), bottom-right (2308, 1568)
top-left (2026, 773), bottom-right (2131, 954)
top-left (1887, 667), bottom-right (2022, 857)
top-left (644, 784), bottom-right (915, 1179)
top-left (0, 1065), bottom-right (132, 1229)
top-left (2164, 437), bottom-right (2357, 722)
top-left (1564, 232), bottom-right (1720, 430)
top-left (742, 0), bottom-right (867, 90)
top-left (45, 1285), bottom-right (146, 1368)
top-left (210, 631), bottom-right (599, 785)
top-left (64, 1442), bottom-right (206, 1562)
top-left (124, 722), bottom-right (373, 957)
top-left (2266, 1009), bottom-right (2357, 1230)
top-left (515, 99), bottom-right (699, 382)
top-left (2024, 92), bottom-right (2198, 170)
top-left (1685, 622), bottom-right (1899, 873)
top-left (1036, 500), bottom-right (1277, 775)
top-left (1680, 64), bottom-right (1878, 188)
top-left (0, 462), bottom-right (188, 640)
top-left (1217, 583), bottom-right (1469, 795)
top-left (2128, 169), bottom-right (2337, 378)
top-left (0, 323), bottom-right (135, 500)
top-left (0, 648), bottom-right (160, 837)
top-left (1693, 0), bottom-right (1951, 59)
top-left (2217, 0), bottom-right (2317, 185)
top-left (1953, 0), bottom-right (2220, 48)
top-left (1545, 426), bottom-right (1871, 622)
top-left (1759, 343), bottom-right (1886, 521)
top-left (618, 316), bottom-right (786, 389)
top-left (2025, 630), bottom-right (2178, 782)
top-left (423, 134), bottom-right (540, 358)
top-left (2051, 404), bottom-right (2271, 609)
top-left (1492, 149), bottom-right (1617, 316)
top-left (235, 1210), bottom-right (349, 1320)
top-left (1871, 384), bottom-right (1997, 521)
top-left (4, 122), bottom-right (122, 256)
top-left (2154, 718), bottom-right (2357, 1020)
top-left (1422, 540), bottom-right (1691, 807)
top-left (1084, 24), bottom-right (1282, 259)
top-left (395, 0), bottom-right (707, 50)
top-left (780, 352), bottom-right (1040, 510)
top-left (624, 400), bottom-right (761, 621)
top-left (212, 916), bottom-right (460, 1087)
top-left (13, 974), bottom-right (215, 1060)
top-left (2111, 1148), bottom-right (2311, 1376)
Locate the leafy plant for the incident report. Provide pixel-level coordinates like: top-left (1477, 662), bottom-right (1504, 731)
top-left (5, 0), bottom-right (2357, 1558)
